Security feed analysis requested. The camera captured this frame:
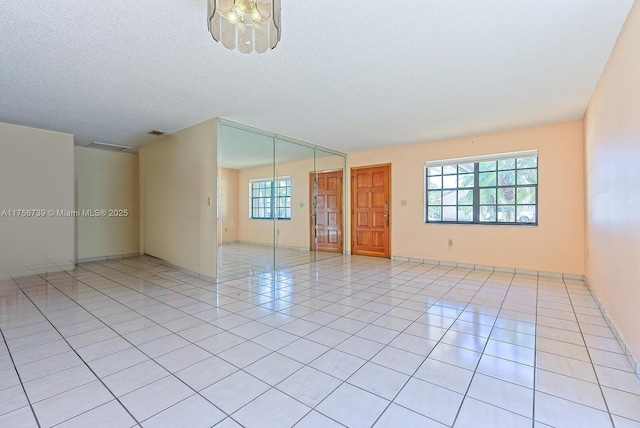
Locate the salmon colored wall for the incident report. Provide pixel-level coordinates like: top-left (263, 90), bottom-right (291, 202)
top-left (238, 158), bottom-right (315, 249)
top-left (584, 1), bottom-right (640, 365)
top-left (348, 120), bottom-right (585, 274)
top-left (218, 168), bottom-right (239, 243)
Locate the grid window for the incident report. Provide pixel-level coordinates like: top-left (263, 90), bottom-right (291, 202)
top-left (250, 178), bottom-right (291, 219)
top-left (426, 152), bottom-right (538, 225)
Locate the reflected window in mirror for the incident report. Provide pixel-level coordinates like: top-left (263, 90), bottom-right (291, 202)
top-left (250, 177), bottom-right (292, 219)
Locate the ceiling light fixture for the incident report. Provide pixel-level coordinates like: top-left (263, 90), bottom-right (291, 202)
top-left (208, 0), bottom-right (281, 54)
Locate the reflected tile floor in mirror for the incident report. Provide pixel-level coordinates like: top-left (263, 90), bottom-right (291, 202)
top-left (216, 243), bottom-right (342, 282)
top-left (1, 255), bottom-right (639, 427)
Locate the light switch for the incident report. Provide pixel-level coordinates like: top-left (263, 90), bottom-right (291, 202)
top-left (401, 200), bottom-right (407, 206)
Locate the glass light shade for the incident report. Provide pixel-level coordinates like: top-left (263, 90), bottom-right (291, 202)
top-left (208, 0), bottom-right (281, 54)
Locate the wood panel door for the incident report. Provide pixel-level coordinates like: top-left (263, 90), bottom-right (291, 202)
top-left (310, 170), bottom-right (343, 253)
top-left (351, 164), bottom-right (390, 258)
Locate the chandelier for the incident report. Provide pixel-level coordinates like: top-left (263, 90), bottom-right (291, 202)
top-left (208, 0), bottom-right (281, 54)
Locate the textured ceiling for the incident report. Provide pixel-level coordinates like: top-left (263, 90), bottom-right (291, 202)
top-left (0, 1), bottom-right (634, 154)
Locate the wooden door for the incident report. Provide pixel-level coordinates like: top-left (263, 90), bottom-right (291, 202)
top-left (310, 170), bottom-right (343, 253)
top-left (351, 164), bottom-right (390, 258)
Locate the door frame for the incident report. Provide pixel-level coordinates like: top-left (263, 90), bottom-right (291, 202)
top-left (310, 169), bottom-right (344, 253)
top-left (350, 163), bottom-right (391, 258)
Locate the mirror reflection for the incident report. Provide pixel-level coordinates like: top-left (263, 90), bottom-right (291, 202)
top-left (217, 120), bottom-right (346, 281)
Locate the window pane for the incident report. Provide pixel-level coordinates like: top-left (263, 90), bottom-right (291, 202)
top-left (517, 206), bottom-right (536, 223)
top-left (498, 170), bottom-right (515, 186)
top-left (480, 206), bottom-right (496, 222)
top-left (459, 173), bottom-right (474, 188)
top-left (498, 159), bottom-right (515, 170)
top-left (517, 169), bottom-right (537, 185)
top-left (442, 206), bottom-right (456, 221)
top-left (458, 206), bottom-right (473, 222)
top-left (458, 190), bottom-right (473, 205)
top-left (428, 166), bottom-right (442, 176)
top-left (497, 206), bottom-right (515, 222)
top-left (428, 176), bottom-right (442, 189)
top-left (443, 175), bottom-right (457, 188)
top-left (443, 165), bottom-right (457, 174)
top-left (424, 154), bottom-right (537, 226)
top-left (517, 156), bottom-right (537, 168)
top-left (480, 188), bottom-right (496, 205)
top-left (428, 191), bottom-right (442, 205)
top-left (479, 161), bottom-right (496, 171)
top-left (458, 163), bottom-right (474, 173)
top-left (443, 190), bottom-right (456, 205)
top-left (479, 172), bottom-right (496, 187)
top-left (428, 206), bottom-right (441, 221)
top-left (497, 188), bottom-right (516, 204)
top-left (516, 187), bottom-right (536, 205)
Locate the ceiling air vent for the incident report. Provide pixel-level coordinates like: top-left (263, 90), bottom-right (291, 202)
top-left (147, 130), bottom-right (165, 136)
top-left (86, 142), bottom-right (129, 152)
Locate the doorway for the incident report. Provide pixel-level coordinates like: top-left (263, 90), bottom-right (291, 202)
top-left (310, 170), bottom-right (343, 253)
top-left (350, 164), bottom-right (391, 258)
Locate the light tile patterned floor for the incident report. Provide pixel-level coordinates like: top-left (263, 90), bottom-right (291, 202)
top-left (1, 253), bottom-right (640, 427)
top-left (216, 243), bottom-right (341, 282)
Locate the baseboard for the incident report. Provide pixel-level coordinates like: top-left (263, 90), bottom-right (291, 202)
top-left (583, 276), bottom-right (640, 380)
top-left (76, 252), bottom-right (140, 264)
top-left (149, 256), bottom-right (217, 284)
top-left (232, 240), bottom-right (311, 252)
top-left (390, 255), bottom-right (582, 279)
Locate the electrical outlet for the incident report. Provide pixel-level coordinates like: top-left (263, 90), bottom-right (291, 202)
top-left (448, 239), bottom-right (453, 247)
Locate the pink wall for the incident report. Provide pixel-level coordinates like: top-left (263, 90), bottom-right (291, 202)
top-left (218, 168), bottom-right (240, 243)
top-left (348, 120), bottom-right (585, 275)
top-left (584, 1), bottom-right (640, 365)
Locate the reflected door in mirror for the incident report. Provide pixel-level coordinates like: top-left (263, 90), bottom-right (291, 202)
top-left (310, 170), bottom-right (343, 253)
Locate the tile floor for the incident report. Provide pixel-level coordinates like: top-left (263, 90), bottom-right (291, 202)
top-left (1, 253), bottom-right (640, 427)
top-left (216, 243), bottom-right (341, 282)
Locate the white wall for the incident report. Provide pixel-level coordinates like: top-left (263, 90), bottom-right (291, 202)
top-left (75, 147), bottom-right (139, 260)
top-left (139, 119), bottom-right (217, 279)
top-left (584, 0), bottom-right (640, 366)
top-left (0, 122), bottom-right (74, 275)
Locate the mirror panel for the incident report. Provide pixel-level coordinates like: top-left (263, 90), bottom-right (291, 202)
top-left (216, 120), bottom-right (346, 282)
top-left (218, 123), bottom-right (275, 280)
top-left (274, 137), bottom-right (315, 271)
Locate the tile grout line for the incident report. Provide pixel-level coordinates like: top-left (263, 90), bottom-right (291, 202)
top-left (38, 267), bottom-right (253, 424)
top-left (8, 275), bottom-right (142, 427)
top-left (0, 322), bottom-right (42, 428)
top-left (65, 259), bottom-right (363, 425)
top-left (531, 271), bottom-right (540, 428)
top-left (307, 262), bottom-right (457, 425)
top-left (449, 269), bottom-right (521, 427)
top-left (562, 277), bottom-right (616, 428)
